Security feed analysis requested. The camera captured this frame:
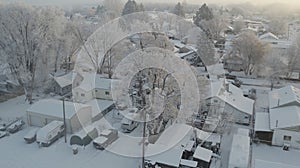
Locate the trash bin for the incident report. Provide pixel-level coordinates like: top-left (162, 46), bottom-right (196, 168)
top-left (72, 145), bottom-right (78, 155)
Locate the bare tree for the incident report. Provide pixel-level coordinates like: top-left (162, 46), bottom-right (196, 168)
top-left (0, 4), bottom-right (67, 103)
top-left (232, 31), bottom-right (269, 75)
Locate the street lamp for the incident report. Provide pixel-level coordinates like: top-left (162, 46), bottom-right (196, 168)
top-left (61, 96), bottom-right (67, 143)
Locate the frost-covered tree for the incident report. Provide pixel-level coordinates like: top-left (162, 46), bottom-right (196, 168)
top-left (0, 4), bottom-right (67, 103)
top-left (122, 0), bottom-right (139, 16)
top-left (232, 31), bottom-right (269, 75)
top-left (173, 2), bottom-right (185, 17)
top-left (286, 35), bottom-right (300, 78)
top-left (103, 0), bottom-right (123, 18)
top-left (201, 15), bottom-right (228, 40)
top-left (193, 3), bottom-right (214, 27)
top-left (196, 31), bottom-right (216, 71)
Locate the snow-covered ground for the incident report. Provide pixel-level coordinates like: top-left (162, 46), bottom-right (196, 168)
top-left (252, 143), bottom-right (300, 167)
top-left (0, 96), bottom-right (141, 168)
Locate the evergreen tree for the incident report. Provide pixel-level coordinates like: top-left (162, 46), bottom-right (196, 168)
top-left (173, 2), bottom-right (185, 17)
top-left (138, 3), bottom-right (145, 12)
top-left (122, 0), bottom-right (139, 16)
top-left (96, 5), bottom-right (106, 15)
top-left (193, 3), bottom-right (213, 27)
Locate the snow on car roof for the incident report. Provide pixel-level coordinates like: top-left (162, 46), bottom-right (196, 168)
top-left (37, 121), bottom-right (64, 140)
top-left (93, 136), bottom-right (108, 144)
top-left (193, 146), bottom-right (213, 162)
top-left (269, 106), bottom-right (300, 129)
top-left (101, 129), bottom-right (112, 136)
top-left (24, 127), bottom-right (39, 139)
top-left (255, 113), bottom-right (271, 132)
top-left (27, 99), bottom-right (89, 119)
top-left (73, 125), bottom-right (97, 139)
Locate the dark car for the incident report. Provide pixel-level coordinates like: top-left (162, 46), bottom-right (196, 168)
top-left (7, 119), bottom-right (25, 133)
top-left (93, 129), bottom-right (118, 150)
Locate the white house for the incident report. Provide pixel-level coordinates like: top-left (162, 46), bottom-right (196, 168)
top-left (73, 73), bottom-right (113, 103)
top-left (206, 81), bottom-right (255, 125)
top-left (261, 85), bottom-right (300, 149)
top-left (52, 71), bottom-right (83, 96)
top-left (27, 99), bottom-right (92, 133)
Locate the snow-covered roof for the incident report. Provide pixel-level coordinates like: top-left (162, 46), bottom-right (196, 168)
top-left (259, 32), bottom-right (279, 41)
top-left (53, 71), bottom-right (75, 88)
top-left (269, 85), bottom-right (300, 109)
top-left (193, 146), bottom-right (213, 162)
top-left (156, 124), bottom-right (192, 148)
top-left (237, 128), bottom-right (250, 136)
top-left (146, 145), bottom-right (184, 167)
top-left (255, 159), bottom-right (299, 168)
top-left (75, 73), bottom-right (112, 92)
top-left (254, 113), bottom-right (271, 132)
top-left (169, 39), bottom-right (186, 48)
top-left (87, 99), bottom-right (114, 118)
top-left (207, 81), bottom-right (254, 115)
top-left (269, 105), bottom-right (300, 129)
top-left (27, 99), bottom-right (89, 119)
top-left (229, 134), bottom-right (250, 168)
top-left (73, 125), bottom-right (97, 139)
top-left (175, 50), bottom-right (196, 59)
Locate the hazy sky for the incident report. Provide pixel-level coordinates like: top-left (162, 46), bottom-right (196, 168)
top-left (1, 0), bottom-right (300, 7)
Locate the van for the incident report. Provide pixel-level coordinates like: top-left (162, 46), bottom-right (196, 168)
top-left (36, 121), bottom-right (65, 147)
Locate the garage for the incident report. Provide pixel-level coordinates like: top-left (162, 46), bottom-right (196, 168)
top-left (27, 99), bottom-right (93, 133)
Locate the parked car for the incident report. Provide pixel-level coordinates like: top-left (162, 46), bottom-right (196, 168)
top-left (0, 131), bottom-right (8, 139)
top-left (24, 127), bottom-right (40, 144)
top-left (7, 119), bottom-right (25, 133)
top-left (36, 120), bottom-right (65, 147)
top-left (93, 129), bottom-right (118, 150)
top-left (121, 117), bottom-right (139, 133)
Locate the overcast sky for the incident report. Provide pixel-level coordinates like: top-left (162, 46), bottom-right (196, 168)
top-left (1, 0), bottom-right (300, 7)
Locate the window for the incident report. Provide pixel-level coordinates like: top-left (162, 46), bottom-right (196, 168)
top-left (81, 93), bottom-right (85, 97)
top-left (283, 135), bottom-right (291, 141)
top-left (105, 91), bottom-right (110, 95)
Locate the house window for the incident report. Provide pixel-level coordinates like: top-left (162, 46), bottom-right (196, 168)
top-left (81, 93), bottom-right (85, 97)
top-left (105, 91), bottom-right (110, 95)
top-left (283, 135), bottom-right (291, 141)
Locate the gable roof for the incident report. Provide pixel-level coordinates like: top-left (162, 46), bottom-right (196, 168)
top-left (269, 105), bottom-right (300, 129)
top-left (75, 73), bottom-right (112, 92)
top-left (207, 81), bottom-right (254, 115)
top-left (27, 99), bottom-right (89, 119)
top-left (269, 85), bottom-right (300, 109)
top-left (254, 113), bottom-right (271, 132)
top-left (53, 71), bottom-right (74, 88)
top-left (259, 32), bottom-right (279, 41)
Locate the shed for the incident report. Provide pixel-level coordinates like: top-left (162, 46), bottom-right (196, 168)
top-left (228, 134), bottom-right (250, 168)
top-left (193, 146), bottom-right (213, 163)
top-left (27, 99), bottom-right (92, 133)
top-left (70, 126), bottom-right (98, 146)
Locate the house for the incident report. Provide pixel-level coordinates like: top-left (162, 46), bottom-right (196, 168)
top-left (73, 73), bottom-right (113, 103)
top-left (228, 128), bottom-right (250, 168)
top-left (223, 54), bottom-right (244, 72)
top-left (26, 99), bottom-right (92, 133)
top-left (254, 85), bottom-right (300, 149)
top-left (145, 124), bottom-right (214, 168)
top-left (52, 71), bottom-right (83, 96)
top-left (205, 81), bottom-right (255, 125)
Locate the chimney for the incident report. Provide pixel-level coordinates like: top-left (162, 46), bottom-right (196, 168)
top-left (225, 83), bottom-right (229, 92)
top-left (276, 120), bottom-right (278, 128)
top-left (277, 99), bottom-right (280, 107)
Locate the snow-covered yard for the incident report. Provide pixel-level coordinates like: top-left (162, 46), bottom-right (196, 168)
top-left (252, 143), bottom-right (300, 167)
top-left (0, 96), bottom-right (141, 168)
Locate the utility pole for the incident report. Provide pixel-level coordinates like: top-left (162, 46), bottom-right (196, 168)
top-left (62, 97), bottom-right (67, 143)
